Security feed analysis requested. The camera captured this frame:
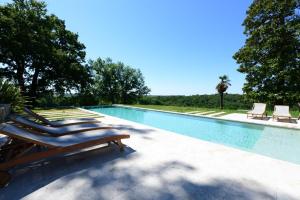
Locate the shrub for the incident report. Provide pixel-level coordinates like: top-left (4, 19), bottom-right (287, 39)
top-left (0, 79), bottom-right (26, 111)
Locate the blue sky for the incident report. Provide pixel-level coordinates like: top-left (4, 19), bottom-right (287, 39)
top-left (1, 0), bottom-right (253, 95)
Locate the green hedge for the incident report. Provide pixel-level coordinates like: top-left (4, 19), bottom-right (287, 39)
top-left (138, 94), bottom-right (251, 109)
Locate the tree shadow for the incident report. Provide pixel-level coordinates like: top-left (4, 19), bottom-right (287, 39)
top-left (275, 118), bottom-right (298, 124)
top-left (112, 124), bottom-right (155, 133)
top-left (250, 116), bottom-right (270, 121)
top-left (0, 144), bottom-right (135, 200)
top-left (0, 145), bottom-right (297, 200)
top-left (105, 124), bottom-right (157, 140)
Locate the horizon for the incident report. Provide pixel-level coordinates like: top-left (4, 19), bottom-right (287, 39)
top-left (0, 0), bottom-right (253, 95)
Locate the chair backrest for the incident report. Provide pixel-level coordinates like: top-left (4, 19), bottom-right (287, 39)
top-left (0, 123), bottom-right (55, 147)
top-left (253, 103), bottom-right (266, 113)
top-left (24, 107), bottom-right (51, 124)
top-left (10, 115), bottom-right (54, 133)
top-left (10, 115), bottom-right (106, 135)
top-left (274, 105), bottom-right (290, 114)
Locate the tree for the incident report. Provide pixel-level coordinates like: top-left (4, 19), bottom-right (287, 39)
top-left (216, 75), bottom-right (231, 109)
top-left (0, 0), bottom-right (91, 100)
top-left (90, 58), bottom-right (150, 104)
top-left (233, 0), bottom-right (300, 105)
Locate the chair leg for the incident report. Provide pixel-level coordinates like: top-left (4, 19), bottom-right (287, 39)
top-left (116, 140), bottom-right (125, 152)
top-left (0, 171), bottom-right (11, 188)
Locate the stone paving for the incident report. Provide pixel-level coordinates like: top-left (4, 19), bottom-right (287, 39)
top-left (1, 114), bottom-right (300, 200)
top-left (207, 112), bottom-right (226, 117)
top-left (221, 113), bottom-right (300, 129)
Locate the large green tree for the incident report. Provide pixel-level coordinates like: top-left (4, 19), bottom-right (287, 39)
top-left (90, 58), bottom-right (150, 104)
top-left (233, 0), bottom-right (300, 105)
top-left (0, 0), bottom-right (91, 99)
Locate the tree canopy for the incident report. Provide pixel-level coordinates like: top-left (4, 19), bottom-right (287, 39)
top-left (0, 0), bottom-right (91, 99)
top-left (233, 0), bottom-right (300, 105)
top-left (90, 58), bottom-right (150, 104)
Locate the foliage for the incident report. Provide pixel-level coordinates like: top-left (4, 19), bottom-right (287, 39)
top-left (35, 93), bottom-right (98, 108)
top-left (233, 0), bottom-right (300, 105)
top-left (0, 0), bottom-right (92, 99)
top-left (139, 94), bottom-right (251, 109)
top-left (90, 58), bottom-right (150, 104)
top-left (216, 75), bottom-right (231, 109)
top-left (0, 79), bottom-right (26, 111)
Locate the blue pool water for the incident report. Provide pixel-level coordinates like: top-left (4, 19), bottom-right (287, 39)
top-left (87, 106), bottom-right (300, 164)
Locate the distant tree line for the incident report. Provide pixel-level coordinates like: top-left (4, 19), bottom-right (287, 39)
top-left (139, 94), bottom-right (252, 109)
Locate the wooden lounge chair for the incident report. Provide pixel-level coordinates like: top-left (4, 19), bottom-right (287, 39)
top-left (24, 107), bottom-right (101, 127)
top-left (247, 103), bottom-right (267, 119)
top-left (0, 123), bottom-right (130, 187)
top-left (272, 105), bottom-right (292, 121)
top-left (10, 115), bottom-right (112, 136)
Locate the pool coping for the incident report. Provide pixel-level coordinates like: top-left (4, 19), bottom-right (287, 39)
top-left (81, 104), bottom-right (300, 131)
top-left (79, 106), bottom-right (300, 166)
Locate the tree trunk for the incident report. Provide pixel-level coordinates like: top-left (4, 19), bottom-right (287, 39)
top-left (220, 92), bottom-right (224, 109)
top-left (29, 68), bottom-right (40, 105)
top-left (110, 92), bottom-right (115, 104)
top-left (17, 62), bottom-right (25, 94)
top-left (30, 68), bottom-right (40, 98)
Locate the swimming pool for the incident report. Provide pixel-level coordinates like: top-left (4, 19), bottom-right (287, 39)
top-left (86, 106), bottom-right (300, 164)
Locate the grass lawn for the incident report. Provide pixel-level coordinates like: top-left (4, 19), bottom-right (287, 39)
top-left (129, 104), bottom-right (247, 116)
top-left (289, 110), bottom-right (300, 118)
top-left (32, 108), bottom-right (102, 120)
top-left (130, 104), bottom-right (300, 118)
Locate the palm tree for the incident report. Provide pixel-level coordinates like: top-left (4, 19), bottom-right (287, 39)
top-left (216, 75), bottom-right (231, 109)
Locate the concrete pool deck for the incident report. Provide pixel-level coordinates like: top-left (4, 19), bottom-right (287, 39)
top-left (1, 114), bottom-right (300, 200)
top-left (221, 113), bottom-right (300, 129)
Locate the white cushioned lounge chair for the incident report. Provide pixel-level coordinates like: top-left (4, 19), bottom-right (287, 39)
top-left (247, 103), bottom-right (267, 119)
top-left (272, 105), bottom-right (292, 121)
